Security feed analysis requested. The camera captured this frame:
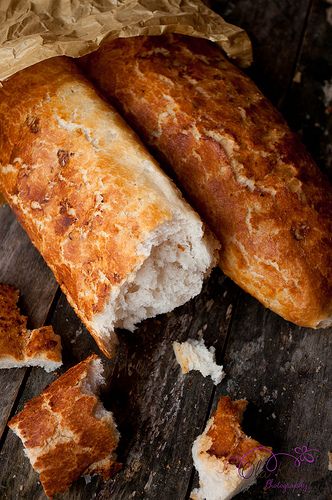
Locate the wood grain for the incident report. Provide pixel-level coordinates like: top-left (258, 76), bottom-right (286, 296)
top-left (193, 295), bottom-right (332, 499)
top-left (281, 0), bottom-right (332, 178)
top-left (100, 272), bottom-right (237, 500)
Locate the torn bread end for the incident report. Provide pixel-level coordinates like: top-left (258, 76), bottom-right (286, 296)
top-left (8, 355), bottom-right (120, 498)
top-left (173, 338), bottom-right (225, 385)
top-left (92, 216), bottom-right (219, 345)
top-left (0, 284), bottom-right (62, 371)
top-left (191, 396), bottom-right (272, 500)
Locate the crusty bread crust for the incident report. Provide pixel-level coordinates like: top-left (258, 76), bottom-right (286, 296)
top-left (0, 57), bottom-right (213, 357)
top-left (206, 397), bottom-right (271, 464)
top-left (191, 396), bottom-right (271, 500)
top-left (0, 284), bottom-right (61, 370)
top-left (84, 35), bottom-right (332, 328)
top-left (8, 355), bottom-right (120, 498)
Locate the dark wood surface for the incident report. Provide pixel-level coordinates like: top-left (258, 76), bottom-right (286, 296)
top-left (0, 1), bottom-right (331, 499)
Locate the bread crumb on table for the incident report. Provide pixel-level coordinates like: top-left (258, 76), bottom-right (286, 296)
top-left (173, 338), bottom-right (225, 385)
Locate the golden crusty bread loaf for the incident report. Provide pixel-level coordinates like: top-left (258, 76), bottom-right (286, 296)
top-left (84, 34), bottom-right (332, 328)
top-left (0, 57), bottom-right (219, 358)
top-left (9, 355), bottom-right (120, 497)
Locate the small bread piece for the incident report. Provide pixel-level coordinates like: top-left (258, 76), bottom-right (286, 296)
top-left (84, 35), bottom-right (332, 328)
top-left (173, 338), bottom-right (225, 385)
top-left (191, 396), bottom-right (272, 500)
top-left (328, 451), bottom-right (332, 471)
top-left (0, 58), bottom-right (219, 358)
top-left (8, 355), bottom-right (120, 498)
top-left (0, 284), bottom-right (61, 372)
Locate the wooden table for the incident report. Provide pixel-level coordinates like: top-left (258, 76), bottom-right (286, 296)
top-left (0, 1), bottom-right (331, 498)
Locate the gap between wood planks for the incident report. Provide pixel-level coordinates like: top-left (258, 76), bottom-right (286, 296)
top-left (184, 292), bottom-right (241, 500)
top-left (277, 0), bottom-right (315, 108)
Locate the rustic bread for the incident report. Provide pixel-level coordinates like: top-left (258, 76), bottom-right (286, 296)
top-left (173, 338), bottom-right (225, 385)
top-left (8, 354), bottom-right (120, 498)
top-left (0, 283), bottom-right (62, 371)
top-left (191, 396), bottom-right (272, 500)
top-left (0, 58), bottom-right (219, 358)
top-left (84, 35), bottom-right (332, 328)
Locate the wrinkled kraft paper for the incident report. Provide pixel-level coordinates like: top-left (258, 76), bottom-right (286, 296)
top-left (0, 0), bottom-right (252, 83)
top-left (0, 0), bottom-right (252, 203)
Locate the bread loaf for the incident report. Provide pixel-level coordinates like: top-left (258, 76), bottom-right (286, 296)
top-left (84, 35), bottom-right (332, 328)
top-left (0, 57), bottom-right (219, 357)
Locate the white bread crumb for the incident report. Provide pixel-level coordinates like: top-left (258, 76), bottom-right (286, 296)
top-left (173, 338), bottom-right (225, 385)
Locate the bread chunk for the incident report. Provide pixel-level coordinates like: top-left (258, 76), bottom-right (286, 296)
top-left (191, 396), bottom-right (272, 500)
top-left (173, 338), bottom-right (225, 385)
top-left (9, 355), bottom-right (120, 498)
top-left (0, 284), bottom-right (61, 372)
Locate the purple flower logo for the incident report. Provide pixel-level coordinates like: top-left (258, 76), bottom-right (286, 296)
top-left (265, 445), bottom-right (320, 472)
top-left (237, 445), bottom-right (320, 480)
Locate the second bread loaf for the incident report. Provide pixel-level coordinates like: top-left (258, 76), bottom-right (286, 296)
top-left (84, 35), bottom-right (332, 328)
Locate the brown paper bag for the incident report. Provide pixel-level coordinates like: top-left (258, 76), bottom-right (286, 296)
top-left (0, 0), bottom-right (252, 83)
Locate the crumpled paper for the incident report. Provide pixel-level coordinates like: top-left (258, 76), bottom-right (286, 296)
top-left (0, 0), bottom-right (252, 83)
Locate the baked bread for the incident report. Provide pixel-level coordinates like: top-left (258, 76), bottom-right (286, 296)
top-left (173, 338), bottom-right (225, 385)
top-left (0, 283), bottom-right (62, 372)
top-left (84, 35), bottom-right (332, 328)
top-left (191, 396), bottom-right (272, 500)
top-left (8, 354), bottom-right (120, 498)
top-left (0, 57), bottom-right (219, 358)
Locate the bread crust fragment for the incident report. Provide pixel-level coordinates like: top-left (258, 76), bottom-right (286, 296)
top-left (191, 396), bottom-right (272, 500)
top-left (84, 35), bottom-right (332, 328)
top-left (0, 283), bottom-right (61, 371)
top-left (8, 354), bottom-right (120, 498)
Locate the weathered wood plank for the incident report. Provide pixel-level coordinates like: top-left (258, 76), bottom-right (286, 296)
top-left (0, 271), bottom-right (238, 499)
top-left (280, 0), bottom-right (332, 178)
top-left (0, 291), bottom-right (100, 500)
top-left (101, 273), bottom-right (238, 500)
top-left (0, 206), bottom-right (58, 440)
top-left (194, 295), bottom-right (332, 499)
